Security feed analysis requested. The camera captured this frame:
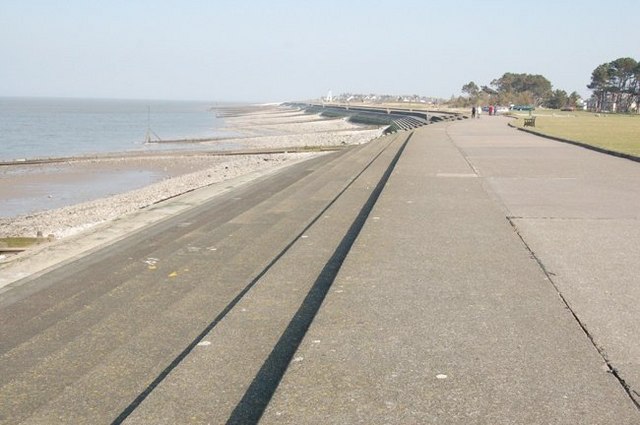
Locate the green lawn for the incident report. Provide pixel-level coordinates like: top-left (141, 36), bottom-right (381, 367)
top-left (511, 110), bottom-right (640, 157)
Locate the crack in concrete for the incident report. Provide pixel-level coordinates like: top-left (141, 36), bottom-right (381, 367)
top-left (506, 217), bottom-right (640, 411)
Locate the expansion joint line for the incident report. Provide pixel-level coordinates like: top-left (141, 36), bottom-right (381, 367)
top-left (110, 132), bottom-right (411, 425)
top-left (444, 122), bottom-right (481, 176)
top-left (506, 217), bottom-right (640, 411)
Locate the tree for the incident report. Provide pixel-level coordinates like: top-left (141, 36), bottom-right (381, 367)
top-left (587, 57), bottom-right (639, 112)
top-left (490, 72), bottom-right (552, 106)
top-left (454, 71), bottom-right (585, 110)
top-left (481, 85), bottom-right (498, 95)
top-left (546, 89), bottom-right (568, 109)
top-left (461, 81), bottom-right (480, 99)
top-left (632, 62), bottom-right (640, 112)
top-left (587, 63), bottom-right (612, 111)
top-left (568, 91), bottom-right (581, 107)
top-left (610, 57), bottom-right (638, 111)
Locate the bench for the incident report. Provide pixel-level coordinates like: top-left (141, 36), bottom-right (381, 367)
top-left (523, 117), bottom-right (536, 127)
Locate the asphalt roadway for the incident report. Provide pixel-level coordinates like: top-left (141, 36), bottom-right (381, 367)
top-left (0, 117), bottom-right (639, 424)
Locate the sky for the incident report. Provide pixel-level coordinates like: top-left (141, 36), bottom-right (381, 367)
top-left (1, 0), bottom-right (638, 103)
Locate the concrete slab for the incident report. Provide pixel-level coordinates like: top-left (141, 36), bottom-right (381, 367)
top-left (444, 117), bottom-right (640, 405)
top-left (512, 218), bottom-right (640, 401)
top-left (0, 146), bottom-right (359, 424)
top-left (120, 134), bottom-right (410, 424)
top-left (262, 123), bottom-right (639, 423)
top-left (0, 156), bottom-right (322, 292)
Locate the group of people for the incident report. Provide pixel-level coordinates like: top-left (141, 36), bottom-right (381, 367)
top-left (470, 105), bottom-right (499, 118)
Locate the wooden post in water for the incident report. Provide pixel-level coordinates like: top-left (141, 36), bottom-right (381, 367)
top-left (144, 105), bottom-right (161, 143)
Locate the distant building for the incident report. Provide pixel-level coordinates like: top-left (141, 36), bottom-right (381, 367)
top-left (325, 90), bottom-right (333, 103)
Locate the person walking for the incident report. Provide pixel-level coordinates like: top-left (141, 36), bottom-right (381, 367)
top-left (471, 106), bottom-right (476, 118)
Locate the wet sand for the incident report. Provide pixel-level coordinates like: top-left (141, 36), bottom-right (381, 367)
top-left (0, 106), bottom-right (383, 239)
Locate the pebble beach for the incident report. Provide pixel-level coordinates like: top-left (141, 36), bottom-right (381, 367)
top-left (0, 106), bottom-right (383, 240)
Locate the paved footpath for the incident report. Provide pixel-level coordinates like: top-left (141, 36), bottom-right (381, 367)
top-left (451, 117), bottom-right (640, 407)
top-left (260, 118), bottom-right (640, 423)
top-left (1, 117), bottom-right (639, 424)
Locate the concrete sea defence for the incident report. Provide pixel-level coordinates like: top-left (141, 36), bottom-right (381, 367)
top-left (1, 116), bottom-right (638, 423)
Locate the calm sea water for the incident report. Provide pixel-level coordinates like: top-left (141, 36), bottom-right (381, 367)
top-left (0, 97), bottom-right (238, 161)
top-left (0, 97), bottom-right (244, 218)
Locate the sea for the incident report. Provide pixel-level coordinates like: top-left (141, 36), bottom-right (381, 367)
top-left (0, 97), bottom-right (238, 161)
top-left (0, 97), bottom-right (242, 218)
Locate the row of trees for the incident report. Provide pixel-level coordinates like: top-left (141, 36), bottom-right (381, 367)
top-left (458, 73), bottom-right (581, 109)
top-left (588, 57), bottom-right (640, 113)
top-left (455, 57), bottom-right (640, 112)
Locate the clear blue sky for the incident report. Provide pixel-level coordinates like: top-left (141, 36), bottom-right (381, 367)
top-left (1, 0), bottom-right (638, 102)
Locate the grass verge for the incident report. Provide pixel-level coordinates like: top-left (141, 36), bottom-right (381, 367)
top-left (510, 110), bottom-right (640, 157)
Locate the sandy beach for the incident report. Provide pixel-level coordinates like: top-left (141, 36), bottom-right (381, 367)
top-left (0, 106), bottom-right (383, 240)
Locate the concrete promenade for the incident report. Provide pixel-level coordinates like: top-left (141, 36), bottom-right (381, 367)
top-left (1, 117), bottom-right (639, 424)
top-left (259, 118), bottom-right (640, 423)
